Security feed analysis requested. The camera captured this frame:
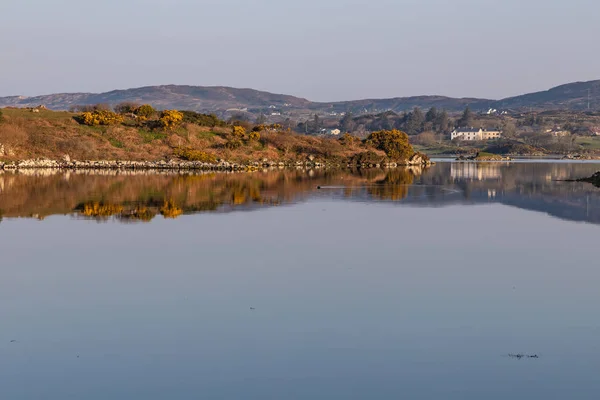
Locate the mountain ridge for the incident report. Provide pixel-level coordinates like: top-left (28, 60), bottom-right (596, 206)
top-left (1, 80), bottom-right (599, 115)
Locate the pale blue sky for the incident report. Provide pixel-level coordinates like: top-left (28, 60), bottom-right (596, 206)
top-left (1, 0), bottom-right (598, 101)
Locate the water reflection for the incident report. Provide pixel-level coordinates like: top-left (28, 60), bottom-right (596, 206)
top-left (1, 161), bottom-right (600, 224)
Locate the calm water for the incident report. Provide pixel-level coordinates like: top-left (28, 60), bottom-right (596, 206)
top-left (1, 161), bottom-right (600, 399)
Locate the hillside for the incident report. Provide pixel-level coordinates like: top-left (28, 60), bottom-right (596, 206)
top-left (1, 80), bottom-right (599, 116)
top-left (495, 80), bottom-right (600, 110)
top-left (0, 108), bottom-right (427, 167)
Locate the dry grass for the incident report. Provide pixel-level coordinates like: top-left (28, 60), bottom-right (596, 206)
top-left (0, 108), bottom-right (393, 163)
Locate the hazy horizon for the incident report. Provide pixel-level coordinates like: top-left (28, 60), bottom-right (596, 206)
top-left (1, 0), bottom-right (599, 102)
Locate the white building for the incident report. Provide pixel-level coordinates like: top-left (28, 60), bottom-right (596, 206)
top-left (451, 128), bottom-right (502, 141)
top-left (328, 129), bottom-right (341, 136)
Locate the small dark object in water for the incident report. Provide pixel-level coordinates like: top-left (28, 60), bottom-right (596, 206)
top-left (250, 307), bottom-right (255, 310)
top-left (576, 172), bottom-right (600, 187)
top-left (10, 340), bottom-right (16, 343)
top-left (509, 353), bottom-right (539, 360)
top-left (317, 186), bottom-right (322, 189)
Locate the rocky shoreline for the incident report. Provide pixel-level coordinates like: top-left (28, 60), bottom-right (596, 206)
top-left (0, 154), bottom-right (432, 171)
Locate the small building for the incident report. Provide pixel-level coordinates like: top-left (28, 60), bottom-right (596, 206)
top-left (451, 128), bottom-right (502, 141)
top-left (545, 128), bottom-right (570, 137)
top-left (482, 129), bottom-right (502, 140)
top-left (328, 129), bottom-right (341, 136)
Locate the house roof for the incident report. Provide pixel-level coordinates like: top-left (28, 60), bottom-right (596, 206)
top-left (454, 128), bottom-right (481, 133)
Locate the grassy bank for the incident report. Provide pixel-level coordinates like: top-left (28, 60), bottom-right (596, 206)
top-left (0, 108), bottom-right (428, 166)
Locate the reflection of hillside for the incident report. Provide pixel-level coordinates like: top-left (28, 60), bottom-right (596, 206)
top-left (0, 169), bottom-right (419, 223)
top-left (1, 162), bottom-right (600, 225)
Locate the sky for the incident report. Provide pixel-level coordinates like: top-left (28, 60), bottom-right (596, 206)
top-left (1, 0), bottom-right (599, 101)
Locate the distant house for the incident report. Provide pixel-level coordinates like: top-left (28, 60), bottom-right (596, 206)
top-left (328, 129), bottom-right (341, 136)
top-left (451, 128), bottom-right (502, 141)
top-left (545, 128), bottom-right (570, 137)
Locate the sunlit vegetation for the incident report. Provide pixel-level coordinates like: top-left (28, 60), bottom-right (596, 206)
top-left (78, 110), bottom-right (124, 126)
top-left (366, 130), bottom-right (414, 161)
top-left (160, 199), bottom-right (183, 219)
top-left (173, 148), bottom-right (217, 163)
top-left (158, 110), bottom-right (184, 130)
top-left (134, 104), bottom-right (156, 120)
top-left (0, 106), bottom-right (429, 165)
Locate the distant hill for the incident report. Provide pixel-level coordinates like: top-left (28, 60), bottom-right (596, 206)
top-left (1, 80), bottom-right (599, 115)
top-left (494, 80), bottom-right (600, 110)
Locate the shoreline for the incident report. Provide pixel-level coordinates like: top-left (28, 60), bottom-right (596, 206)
top-left (0, 158), bottom-right (433, 171)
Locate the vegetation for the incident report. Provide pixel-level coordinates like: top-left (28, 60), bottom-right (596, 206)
top-left (173, 148), bottom-right (217, 163)
top-left (158, 110), bottom-right (184, 130)
top-left (366, 130), bottom-right (414, 161)
top-left (0, 107), bottom-right (428, 165)
top-left (180, 111), bottom-right (227, 127)
top-left (134, 104), bottom-right (156, 119)
top-left (79, 110), bottom-right (124, 126)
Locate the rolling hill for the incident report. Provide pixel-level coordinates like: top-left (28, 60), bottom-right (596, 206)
top-left (1, 80), bottom-right (599, 116)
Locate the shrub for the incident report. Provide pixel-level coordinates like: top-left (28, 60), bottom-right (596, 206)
top-left (248, 131), bottom-right (260, 141)
top-left (173, 148), bottom-right (217, 163)
top-left (366, 129), bottom-right (414, 161)
top-left (134, 104), bottom-right (156, 119)
top-left (180, 110), bottom-right (226, 127)
top-left (0, 109), bottom-right (4, 123)
top-left (339, 133), bottom-right (360, 146)
top-left (158, 110), bottom-right (184, 130)
top-left (77, 110), bottom-right (124, 126)
top-left (232, 125), bottom-right (246, 138)
top-left (225, 138), bottom-right (243, 149)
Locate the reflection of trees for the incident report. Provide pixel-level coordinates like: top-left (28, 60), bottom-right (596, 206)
top-left (3, 162), bottom-right (599, 224)
top-left (367, 169), bottom-right (415, 201)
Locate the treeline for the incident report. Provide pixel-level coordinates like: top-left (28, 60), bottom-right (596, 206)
top-left (334, 107), bottom-right (476, 137)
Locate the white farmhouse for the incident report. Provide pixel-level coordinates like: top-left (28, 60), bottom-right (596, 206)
top-left (451, 128), bottom-right (502, 141)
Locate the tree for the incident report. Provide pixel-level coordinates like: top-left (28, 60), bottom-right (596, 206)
top-left (425, 107), bottom-right (438, 123)
top-left (458, 106), bottom-right (473, 128)
top-left (340, 113), bottom-right (355, 133)
top-left (502, 121), bottom-right (517, 138)
top-left (114, 102), bottom-right (140, 114)
top-left (405, 107), bottom-right (424, 135)
top-left (366, 129), bottom-right (414, 161)
top-left (436, 110), bottom-right (450, 133)
top-left (255, 113), bottom-right (267, 125)
top-left (313, 114), bottom-right (321, 133)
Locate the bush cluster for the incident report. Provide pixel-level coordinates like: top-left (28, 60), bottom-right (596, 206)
top-left (173, 148), bottom-right (217, 163)
top-left (366, 129), bottom-right (414, 160)
top-left (78, 110), bottom-right (124, 126)
top-left (180, 111), bottom-right (226, 127)
top-left (158, 110), bottom-right (184, 130)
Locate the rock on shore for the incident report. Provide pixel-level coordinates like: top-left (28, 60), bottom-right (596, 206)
top-left (0, 155), bottom-right (433, 171)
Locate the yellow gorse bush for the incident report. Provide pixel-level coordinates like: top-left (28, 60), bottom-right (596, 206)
top-left (158, 110), bottom-right (184, 130)
top-left (232, 125), bottom-right (246, 137)
top-left (79, 110), bottom-right (124, 126)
